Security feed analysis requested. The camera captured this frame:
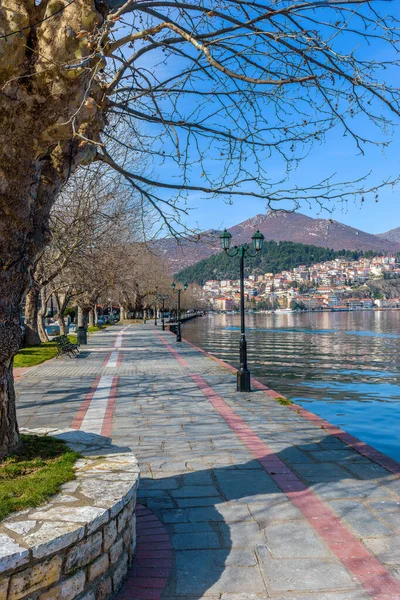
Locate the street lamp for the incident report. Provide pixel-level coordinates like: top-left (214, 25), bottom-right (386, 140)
top-left (153, 301), bottom-right (158, 326)
top-left (219, 229), bottom-right (265, 392)
top-left (171, 282), bottom-right (188, 342)
top-left (158, 294), bottom-right (169, 331)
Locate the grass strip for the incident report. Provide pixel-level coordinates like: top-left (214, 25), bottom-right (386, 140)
top-left (87, 324), bottom-right (110, 333)
top-left (0, 434), bottom-right (79, 521)
top-left (13, 334), bottom-right (79, 368)
top-left (276, 396), bottom-right (293, 406)
top-left (13, 342), bottom-right (58, 368)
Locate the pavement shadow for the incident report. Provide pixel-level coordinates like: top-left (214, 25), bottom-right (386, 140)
top-left (52, 429), bottom-right (133, 455)
top-left (134, 436), bottom-right (396, 599)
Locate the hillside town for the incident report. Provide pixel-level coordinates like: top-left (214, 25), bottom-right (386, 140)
top-left (203, 255), bottom-right (400, 311)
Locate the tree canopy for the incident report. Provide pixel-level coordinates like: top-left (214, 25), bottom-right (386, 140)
top-left (2, 0), bottom-right (400, 454)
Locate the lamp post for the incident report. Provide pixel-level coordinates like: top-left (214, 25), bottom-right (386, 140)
top-left (219, 229), bottom-right (265, 392)
top-left (171, 282), bottom-right (188, 342)
top-left (153, 301), bottom-right (158, 326)
top-left (158, 294), bottom-right (169, 331)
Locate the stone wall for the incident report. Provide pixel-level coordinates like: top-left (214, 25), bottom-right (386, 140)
top-left (0, 430), bottom-right (140, 600)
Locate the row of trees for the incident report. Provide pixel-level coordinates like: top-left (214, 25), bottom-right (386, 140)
top-left (2, 0), bottom-right (400, 454)
top-left (22, 164), bottom-right (207, 345)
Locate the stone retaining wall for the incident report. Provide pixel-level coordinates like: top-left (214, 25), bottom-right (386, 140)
top-left (0, 430), bottom-right (140, 600)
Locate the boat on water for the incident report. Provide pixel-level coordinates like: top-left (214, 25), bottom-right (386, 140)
top-left (274, 308), bottom-right (294, 313)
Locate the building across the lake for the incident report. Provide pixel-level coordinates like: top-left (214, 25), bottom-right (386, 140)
top-left (202, 255), bottom-right (400, 311)
top-left (214, 297), bottom-right (235, 311)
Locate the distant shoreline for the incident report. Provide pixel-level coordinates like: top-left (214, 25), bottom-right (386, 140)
top-left (212, 307), bottom-right (400, 314)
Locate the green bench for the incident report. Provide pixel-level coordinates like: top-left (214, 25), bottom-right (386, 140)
top-left (53, 335), bottom-right (79, 358)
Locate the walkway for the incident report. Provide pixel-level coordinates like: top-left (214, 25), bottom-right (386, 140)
top-left (15, 324), bottom-right (400, 600)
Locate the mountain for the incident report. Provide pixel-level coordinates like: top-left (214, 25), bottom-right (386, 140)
top-left (154, 211), bottom-right (400, 271)
top-left (378, 227), bottom-right (400, 243)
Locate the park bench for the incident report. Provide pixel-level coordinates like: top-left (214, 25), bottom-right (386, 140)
top-left (54, 335), bottom-right (79, 358)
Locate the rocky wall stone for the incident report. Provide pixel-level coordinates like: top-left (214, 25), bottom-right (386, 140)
top-left (0, 429), bottom-right (140, 600)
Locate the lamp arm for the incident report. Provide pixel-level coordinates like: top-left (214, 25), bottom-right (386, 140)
top-left (244, 249), bottom-right (258, 258)
top-left (224, 247), bottom-right (240, 258)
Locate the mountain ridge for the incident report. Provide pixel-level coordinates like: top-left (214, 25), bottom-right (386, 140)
top-left (153, 211), bottom-right (400, 270)
top-left (378, 226), bottom-right (400, 244)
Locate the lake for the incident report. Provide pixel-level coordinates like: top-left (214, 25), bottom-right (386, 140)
top-left (182, 311), bottom-right (400, 462)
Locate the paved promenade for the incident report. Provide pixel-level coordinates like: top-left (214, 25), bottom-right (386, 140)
top-left (15, 324), bottom-right (400, 600)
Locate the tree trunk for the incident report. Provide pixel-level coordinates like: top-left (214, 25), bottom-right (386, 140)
top-left (0, 288), bottom-right (23, 456)
top-left (0, 361), bottom-right (21, 458)
top-left (94, 308), bottom-right (98, 326)
top-left (54, 293), bottom-right (67, 336)
top-left (88, 308), bottom-right (95, 328)
top-left (0, 161), bottom-right (65, 457)
top-left (58, 313), bottom-right (67, 336)
top-left (24, 286), bottom-right (41, 346)
top-left (78, 306), bottom-right (90, 327)
top-left (0, 2), bottom-right (110, 456)
top-left (38, 288), bottom-right (49, 343)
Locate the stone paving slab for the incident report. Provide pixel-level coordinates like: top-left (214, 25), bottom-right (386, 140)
top-left (14, 324), bottom-right (400, 600)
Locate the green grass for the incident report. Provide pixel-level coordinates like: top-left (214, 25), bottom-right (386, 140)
top-left (13, 335), bottom-right (79, 368)
top-left (275, 396), bottom-right (293, 406)
top-left (13, 342), bottom-right (58, 368)
top-left (0, 435), bottom-right (79, 521)
top-left (87, 324), bottom-right (110, 333)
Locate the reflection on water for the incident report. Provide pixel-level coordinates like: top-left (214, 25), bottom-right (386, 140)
top-left (183, 311), bottom-right (400, 461)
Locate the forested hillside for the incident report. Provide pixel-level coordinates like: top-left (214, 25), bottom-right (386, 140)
top-left (175, 241), bottom-right (372, 285)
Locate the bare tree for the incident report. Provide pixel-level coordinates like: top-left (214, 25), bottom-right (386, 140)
top-left (1, 0), bottom-right (400, 453)
top-left (105, 244), bottom-right (172, 318)
top-left (24, 161), bottom-right (141, 344)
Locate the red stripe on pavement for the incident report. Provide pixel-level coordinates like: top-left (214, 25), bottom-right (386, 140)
top-left (101, 376), bottom-right (118, 437)
top-left (137, 534), bottom-right (169, 543)
top-left (71, 375), bottom-right (101, 429)
top-left (184, 335), bottom-right (400, 476)
top-left (153, 330), bottom-right (190, 368)
top-left (102, 352), bottom-right (112, 367)
top-left (252, 378), bottom-right (400, 476)
top-left (155, 331), bottom-right (400, 599)
top-left (116, 504), bottom-right (172, 600)
top-left (131, 567), bottom-right (171, 578)
top-left (134, 578), bottom-right (168, 589)
top-left (292, 404), bottom-right (400, 475)
top-left (189, 372), bottom-right (400, 599)
top-left (13, 367), bottom-right (30, 380)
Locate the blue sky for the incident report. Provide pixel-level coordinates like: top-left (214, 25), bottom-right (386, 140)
top-left (182, 129), bottom-right (400, 235)
top-left (120, 2), bottom-right (400, 237)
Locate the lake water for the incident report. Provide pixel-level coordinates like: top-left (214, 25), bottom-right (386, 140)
top-left (182, 311), bottom-right (400, 462)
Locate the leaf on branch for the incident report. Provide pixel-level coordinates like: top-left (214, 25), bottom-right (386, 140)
top-left (76, 31), bottom-right (89, 39)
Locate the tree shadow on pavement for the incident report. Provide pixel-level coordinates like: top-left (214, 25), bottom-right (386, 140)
top-left (129, 437), bottom-right (397, 600)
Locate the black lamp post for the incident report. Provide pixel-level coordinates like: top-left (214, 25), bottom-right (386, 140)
top-left (154, 305), bottom-right (157, 326)
top-left (158, 294), bottom-right (169, 331)
top-left (171, 282), bottom-right (188, 342)
top-left (219, 228), bottom-right (265, 392)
